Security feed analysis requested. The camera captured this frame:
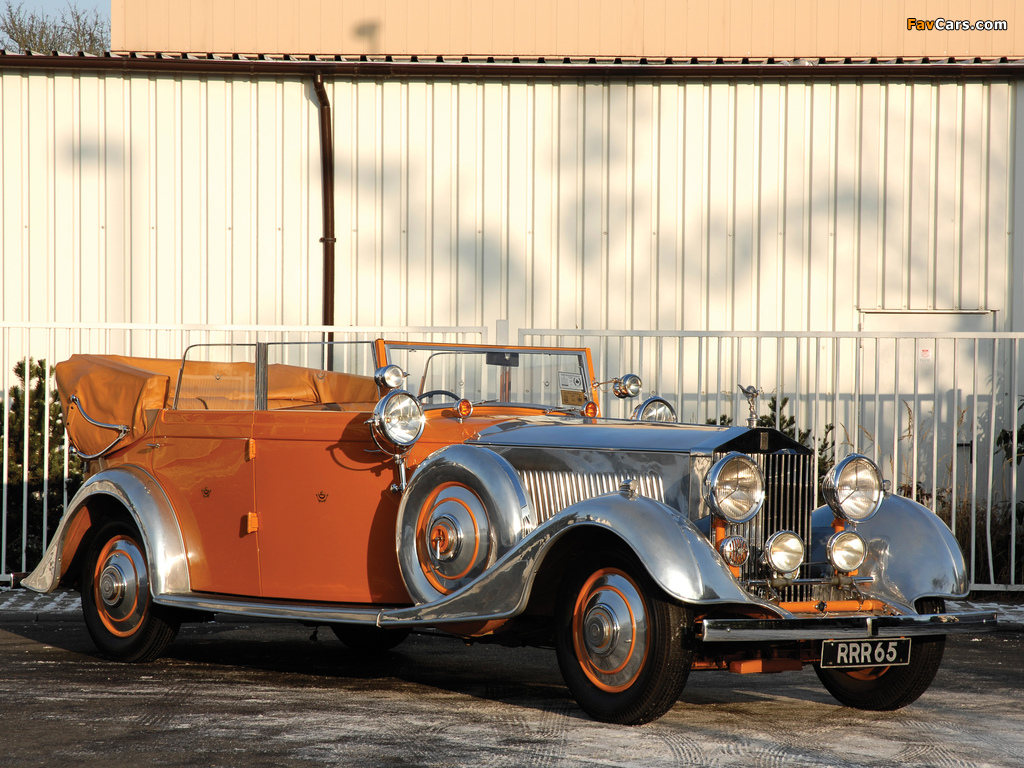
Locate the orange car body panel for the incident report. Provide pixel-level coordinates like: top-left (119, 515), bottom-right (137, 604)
top-left (56, 343), bottom-right (596, 605)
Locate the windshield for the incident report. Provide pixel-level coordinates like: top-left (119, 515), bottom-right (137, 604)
top-left (383, 343), bottom-right (592, 409)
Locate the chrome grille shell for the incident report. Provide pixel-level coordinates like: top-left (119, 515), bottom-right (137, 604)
top-left (718, 449), bottom-right (816, 601)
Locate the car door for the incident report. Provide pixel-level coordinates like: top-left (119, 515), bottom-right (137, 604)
top-left (251, 407), bottom-right (410, 604)
top-left (148, 408), bottom-right (260, 597)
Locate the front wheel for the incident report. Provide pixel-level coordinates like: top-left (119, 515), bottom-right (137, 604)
top-left (814, 598), bottom-right (947, 710)
top-left (555, 550), bottom-right (693, 725)
top-left (80, 521), bottom-right (180, 663)
top-left (330, 623), bottom-right (410, 652)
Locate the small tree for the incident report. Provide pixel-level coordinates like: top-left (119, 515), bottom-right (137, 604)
top-left (1, 359), bottom-right (84, 571)
top-left (0, 0), bottom-right (109, 54)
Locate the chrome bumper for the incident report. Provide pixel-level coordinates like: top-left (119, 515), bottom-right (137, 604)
top-left (700, 610), bottom-right (998, 643)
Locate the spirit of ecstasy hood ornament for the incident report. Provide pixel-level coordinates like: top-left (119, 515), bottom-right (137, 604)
top-left (739, 384), bottom-right (762, 428)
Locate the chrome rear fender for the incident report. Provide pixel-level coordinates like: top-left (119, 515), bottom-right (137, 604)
top-left (22, 465), bottom-right (190, 597)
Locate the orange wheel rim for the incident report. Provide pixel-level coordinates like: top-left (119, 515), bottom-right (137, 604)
top-left (92, 535), bottom-right (148, 638)
top-left (415, 482), bottom-right (486, 594)
top-left (571, 568), bottom-right (650, 693)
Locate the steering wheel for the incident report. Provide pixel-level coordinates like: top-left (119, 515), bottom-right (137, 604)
top-left (418, 389), bottom-right (461, 402)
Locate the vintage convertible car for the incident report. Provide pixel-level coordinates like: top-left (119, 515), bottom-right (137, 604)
top-left (25, 339), bottom-right (995, 724)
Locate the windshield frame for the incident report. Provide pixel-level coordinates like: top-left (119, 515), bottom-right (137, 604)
top-left (376, 340), bottom-right (596, 410)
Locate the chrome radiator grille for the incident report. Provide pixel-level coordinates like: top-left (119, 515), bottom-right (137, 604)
top-left (718, 450), bottom-right (817, 601)
top-left (517, 469), bottom-right (666, 525)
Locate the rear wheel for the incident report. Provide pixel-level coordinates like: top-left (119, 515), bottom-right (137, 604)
top-left (555, 549), bottom-right (693, 725)
top-left (814, 598), bottom-right (947, 710)
top-left (80, 521), bottom-right (179, 662)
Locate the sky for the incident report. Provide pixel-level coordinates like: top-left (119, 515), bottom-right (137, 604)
top-left (18, 0), bottom-right (109, 21)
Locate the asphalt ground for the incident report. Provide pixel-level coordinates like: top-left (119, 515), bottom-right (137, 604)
top-left (1, 595), bottom-right (1022, 768)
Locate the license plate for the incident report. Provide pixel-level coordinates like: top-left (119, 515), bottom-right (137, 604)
top-left (820, 638), bottom-right (912, 668)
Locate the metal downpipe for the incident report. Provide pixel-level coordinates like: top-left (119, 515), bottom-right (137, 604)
top-left (312, 75), bottom-right (336, 360)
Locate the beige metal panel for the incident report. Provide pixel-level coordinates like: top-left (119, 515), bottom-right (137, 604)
top-left (111, 0), bottom-right (1024, 58)
top-left (0, 69), bottom-right (323, 328)
top-left (0, 69), bottom-right (1016, 350)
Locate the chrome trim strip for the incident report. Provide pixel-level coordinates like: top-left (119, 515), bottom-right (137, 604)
top-left (701, 610), bottom-right (998, 642)
top-left (156, 594), bottom-right (387, 624)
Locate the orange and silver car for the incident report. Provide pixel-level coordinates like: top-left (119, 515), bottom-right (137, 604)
top-left (26, 339), bottom-right (996, 724)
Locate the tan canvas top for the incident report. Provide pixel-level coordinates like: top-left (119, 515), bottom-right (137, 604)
top-left (55, 354), bottom-right (379, 458)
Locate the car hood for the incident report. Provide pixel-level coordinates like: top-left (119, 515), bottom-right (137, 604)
top-left (469, 417), bottom-right (808, 455)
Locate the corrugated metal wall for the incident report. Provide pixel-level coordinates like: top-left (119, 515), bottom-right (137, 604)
top-left (2, 67), bottom-right (1019, 339)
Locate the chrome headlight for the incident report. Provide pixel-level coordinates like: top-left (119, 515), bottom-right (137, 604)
top-left (371, 390), bottom-right (425, 453)
top-left (827, 530), bottom-right (867, 573)
top-left (374, 364), bottom-right (406, 390)
top-left (702, 452), bottom-right (765, 524)
top-left (823, 454), bottom-right (884, 522)
top-left (764, 531), bottom-right (805, 575)
top-left (631, 396), bottom-right (677, 423)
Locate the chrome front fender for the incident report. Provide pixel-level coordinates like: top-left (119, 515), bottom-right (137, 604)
top-left (382, 487), bottom-right (768, 626)
top-left (22, 465), bottom-right (190, 597)
top-left (811, 493), bottom-right (970, 612)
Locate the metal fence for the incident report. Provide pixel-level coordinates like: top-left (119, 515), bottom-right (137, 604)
top-left (0, 322), bottom-right (487, 584)
top-left (522, 329), bottom-right (1024, 592)
top-left (3, 323), bottom-right (1021, 591)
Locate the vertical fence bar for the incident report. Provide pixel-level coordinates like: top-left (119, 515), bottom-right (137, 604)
top-left (985, 338), bottom-right (999, 584)
top-left (20, 344), bottom-right (30, 572)
top-left (1, 326), bottom-right (9, 577)
top-left (950, 338), bottom-right (959, 542)
top-left (1012, 338), bottom-right (1020, 585)
top-left (970, 339), bottom-right (980, 585)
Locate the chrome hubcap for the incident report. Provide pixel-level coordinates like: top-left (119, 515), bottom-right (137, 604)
top-left (583, 605), bottom-right (620, 657)
top-left (93, 535), bottom-right (149, 637)
top-left (98, 564), bottom-right (127, 608)
top-left (429, 515), bottom-right (463, 563)
top-left (574, 570), bottom-right (649, 692)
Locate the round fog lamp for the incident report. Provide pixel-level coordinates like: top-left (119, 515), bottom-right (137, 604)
top-left (718, 536), bottom-right (750, 567)
top-left (827, 530), bottom-right (867, 572)
top-left (582, 400), bottom-right (599, 418)
top-left (764, 531), bottom-right (805, 575)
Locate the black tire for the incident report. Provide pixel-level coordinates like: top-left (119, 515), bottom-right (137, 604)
top-left (80, 521), bottom-right (179, 663)
top-left (330, 623), bottom-right (410, 652)
top-left (814, 598), bottom-right (947, 711)
top-left (555, 549), bottom-right (693, 725)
